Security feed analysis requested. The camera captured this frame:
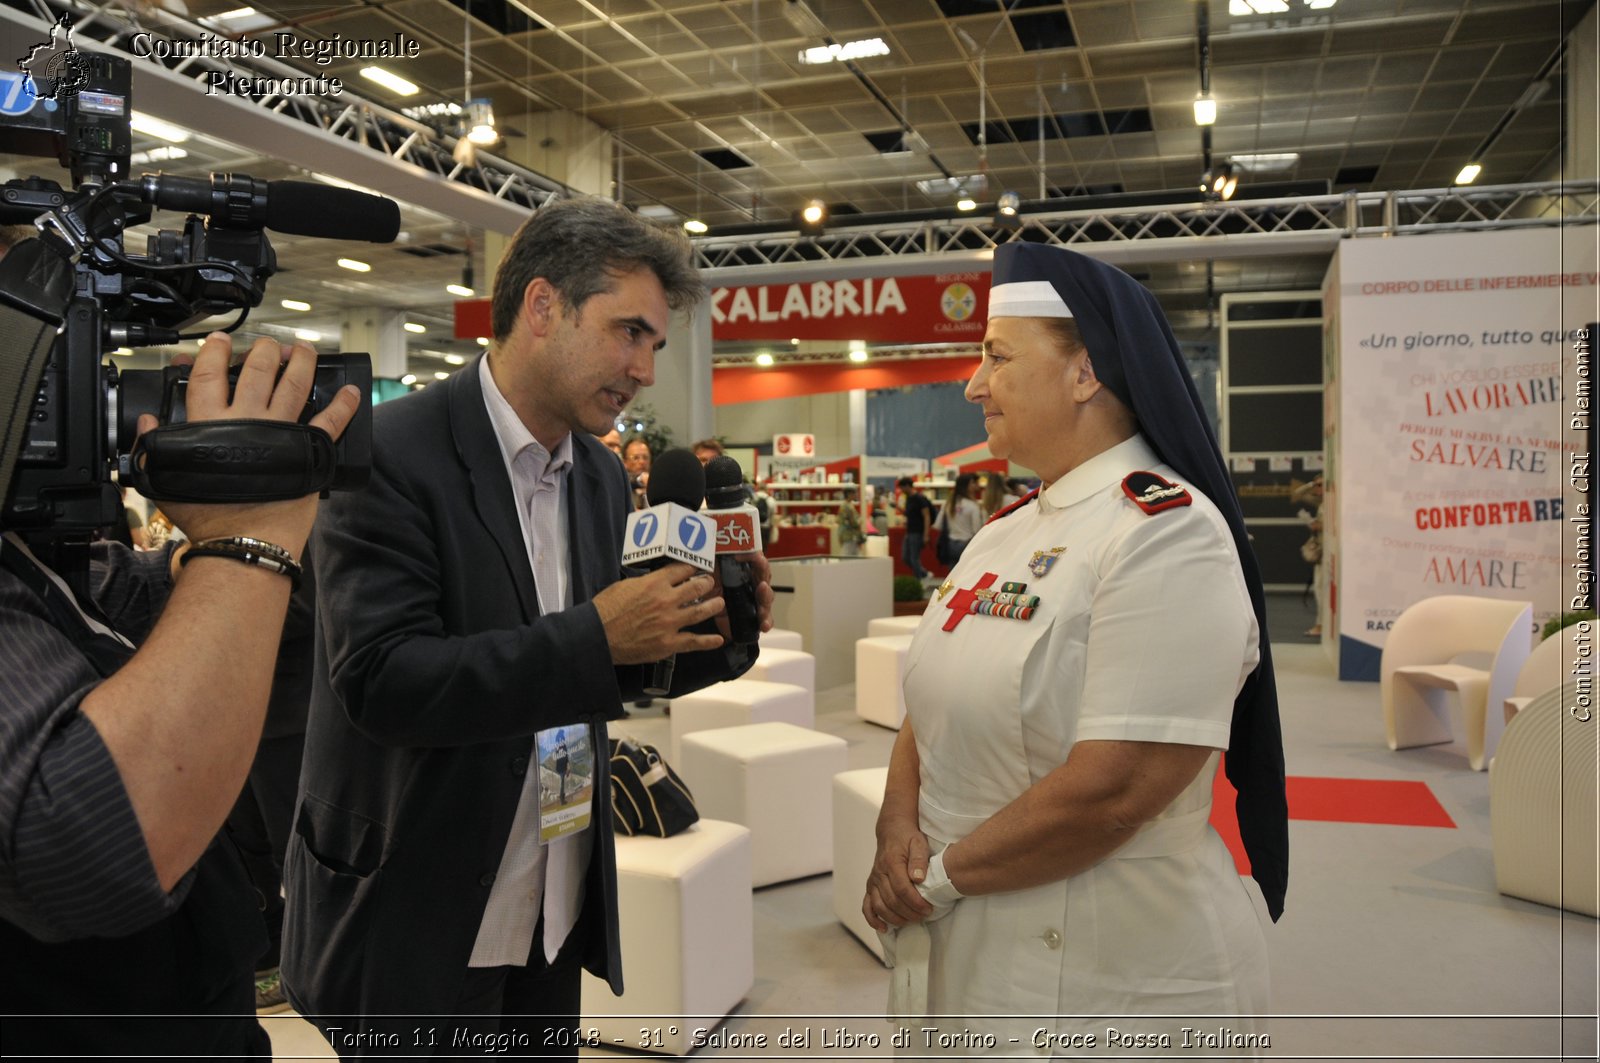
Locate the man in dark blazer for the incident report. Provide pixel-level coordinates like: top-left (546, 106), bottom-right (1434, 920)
top-left (282, 197), bottom-right (768, 1057)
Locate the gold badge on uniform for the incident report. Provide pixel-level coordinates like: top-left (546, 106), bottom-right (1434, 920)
top-left (1028, 547), bottom-right (1066, 578)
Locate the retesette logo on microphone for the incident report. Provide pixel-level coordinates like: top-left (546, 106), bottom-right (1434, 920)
top-left (631, 512), bottom-right (659, 549)
top-left (675, 515), bottom-right (709, 554)
top-left (622, 503), bottom-right (715, 570)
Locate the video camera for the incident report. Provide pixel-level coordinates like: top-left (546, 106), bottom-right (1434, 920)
top-left (0, 52), bottom-right (399, 546)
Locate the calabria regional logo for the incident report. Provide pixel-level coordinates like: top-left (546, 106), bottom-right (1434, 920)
top-left (631, 512), bottom-right (659, 547)
top-left (19, 14), bottom-right (89, 101)
top-left (940, 283), bottom-right (976, 322)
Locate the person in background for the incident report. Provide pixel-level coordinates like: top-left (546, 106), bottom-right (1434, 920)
top-left (935, 472), bottom-right (984, 562)
top-left (753, 478), bottom-right (775, 549)
top-left (282, 196), bottom-right (772, 1059)
top-left (1290, 474), bottom-right (1326, 637)
top-left (896, 476), bottom-right (933, 582)
top-left (622, 437), bottom-right (652, 511)
top-left (979, 472), bottom-right (1021, 519)
top-left (864, 242), bottom-right (1286, 1050)
top-left (691, 438), bottom-right (724, 465)
top-left (597, 428), bottom-right (623, 457)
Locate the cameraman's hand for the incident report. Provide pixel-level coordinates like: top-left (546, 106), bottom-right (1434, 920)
top-left (592, 563), bottom-right (726, 664)
top-left (136, 332), bottom-right (362, 556)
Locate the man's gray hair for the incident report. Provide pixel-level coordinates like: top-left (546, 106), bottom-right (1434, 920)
top-left (489, 196), bottom-right (704, 340)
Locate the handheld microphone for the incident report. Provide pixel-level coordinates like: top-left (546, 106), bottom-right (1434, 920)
top-left (703, 455), bottom-right (762, 647)
top-left (621, 448), bottom-right (715, 696)
top-left (131, 173), bottom-right (403, 242)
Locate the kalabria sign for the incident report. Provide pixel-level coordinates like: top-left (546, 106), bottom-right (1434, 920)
top-left (710, 273), bottom-right (989, 343)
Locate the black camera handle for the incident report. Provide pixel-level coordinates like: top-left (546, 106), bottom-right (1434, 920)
top-left (126, 419), bottom-right (338, 503)
top-left (0, 236), bottom-right (74, 515)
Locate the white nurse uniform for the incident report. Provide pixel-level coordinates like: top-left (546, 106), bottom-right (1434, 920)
top-left (895, 434), bottom-right (1270, 1056)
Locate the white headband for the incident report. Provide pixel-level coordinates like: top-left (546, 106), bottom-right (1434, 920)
top-left (987, 280), bottom-right (1074, 319)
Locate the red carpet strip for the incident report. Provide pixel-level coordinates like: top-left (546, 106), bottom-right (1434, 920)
top-left (1209, 765), bottom-right (1456, 874)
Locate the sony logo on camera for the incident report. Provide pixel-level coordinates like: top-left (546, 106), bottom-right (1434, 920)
top-left (191, 445), bottom-right (273, 464)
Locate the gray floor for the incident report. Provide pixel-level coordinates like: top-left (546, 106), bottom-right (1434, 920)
top-left (266, 597), bottom-right (1599, 1060)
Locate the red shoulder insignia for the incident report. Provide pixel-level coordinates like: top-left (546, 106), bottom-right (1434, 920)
top-left (1121, 471), bottom-right (1191, 514)
top-left (984, 488), bottom-right (1039, 526)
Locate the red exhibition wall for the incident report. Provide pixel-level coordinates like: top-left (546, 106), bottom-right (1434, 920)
top-left (714, 357), bottom-right (976, 405)
top-left (456, 270), bottom-right (990, 404)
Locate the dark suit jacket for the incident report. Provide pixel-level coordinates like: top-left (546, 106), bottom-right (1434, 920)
top-left (281, 358), bottom-right (752, 1021)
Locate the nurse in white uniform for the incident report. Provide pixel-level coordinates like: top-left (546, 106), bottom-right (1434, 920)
top-left (864, 244), bottom-right (1289, 1057)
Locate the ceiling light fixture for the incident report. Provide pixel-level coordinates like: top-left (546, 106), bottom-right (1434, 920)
top-left (360, 66), bottom-right (419, 96)
top-left (465, 98), bottom-right (497, 146)
top-left (683, 219), bottom-right (709, 235)
top-left (798, 199), bottom-right (827, 236)
top-left (1230, 152), bottom-right (1300, 172)
top-left (1193, 92), bottom-right (1217, 126)
top-left (476, 337), bottom-right (489, 346)
top-left (993, 190), bottom-right (1022, 232)
top-left (404, 322), bottom-right (426, 333)
top-left (445, 354), bottom-right (466, 365)
top-left (1201, 161), bottom-right (1239, 201)
top-left (294, 329), bottom-right (322, 342)
top-left (446, 283), bottom-right (475, 297)
top-left (755, 352), bottom-right (775, 368)
top-left (337, 258), bottom-right (371, 272)
top-left (1455, 162), bottom-right (1483, 185)
top-left (130, 112), bottom-right (190, 143)
top-left (401, 373), bottom-right (417, 386)
top-left (281, 299), bottom-right (311, 312)
top-left (434, 371), bottom-right (449, 381)
top-left (798, 38), bottom-right (891, 65)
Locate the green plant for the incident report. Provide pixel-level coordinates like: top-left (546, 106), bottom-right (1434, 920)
top-left (893, 574), bottom-right (925, 602)
top-left (1541, 609), bottom-right (1595, 641)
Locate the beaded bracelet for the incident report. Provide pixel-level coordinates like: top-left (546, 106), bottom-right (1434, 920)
top-left (179, 536), bottom-right (302, 589)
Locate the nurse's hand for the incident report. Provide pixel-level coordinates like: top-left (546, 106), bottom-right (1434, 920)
top-left (863, 815), bottom-right (933, 931)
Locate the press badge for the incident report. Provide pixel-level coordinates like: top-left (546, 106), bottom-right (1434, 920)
top-left (534, 724), bottom-right (593, 843)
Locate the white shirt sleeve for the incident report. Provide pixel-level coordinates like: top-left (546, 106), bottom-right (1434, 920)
top-left (1072, 501), bottom-right (1257, 748)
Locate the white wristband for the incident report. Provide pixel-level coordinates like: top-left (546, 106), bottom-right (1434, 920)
top-left (918, 848), bottom-right (965, 908)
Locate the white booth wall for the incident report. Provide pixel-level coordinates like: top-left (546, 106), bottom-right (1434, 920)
top-left (1323, 226), bottom-right (1598, 681)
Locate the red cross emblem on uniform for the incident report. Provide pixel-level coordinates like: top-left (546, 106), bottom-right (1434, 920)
top-left (942, 572), bottom-right (999, 632)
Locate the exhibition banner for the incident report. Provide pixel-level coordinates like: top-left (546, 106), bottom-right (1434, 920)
top-left (1328, 227), bottom-right (1596, 680)
top-left (710, 272), bottom-right (988, 343)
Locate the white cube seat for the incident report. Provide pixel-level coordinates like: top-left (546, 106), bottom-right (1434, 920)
top-left (832, 767), bottom-right (890, 963)
top-left (855, 635), bottom-right (912, 730)
top-left (744, 647), bottom-right (816, 698)
top-left (580, 819), bottom-right (754, 1054)
top-left (867, 615), bottom-right (924, 638)
top-left (679, 723), bottom-right (848, 887)
top-left (760, 627), bottom-right (803, 651)
top-left (669, 679), bottom-right (813, 762)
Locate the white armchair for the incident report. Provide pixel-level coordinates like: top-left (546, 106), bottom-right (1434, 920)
top-left (1380, 595), bottom-right (1532, 770)
top-left (1489, 685), bottom-right (1598, 916)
